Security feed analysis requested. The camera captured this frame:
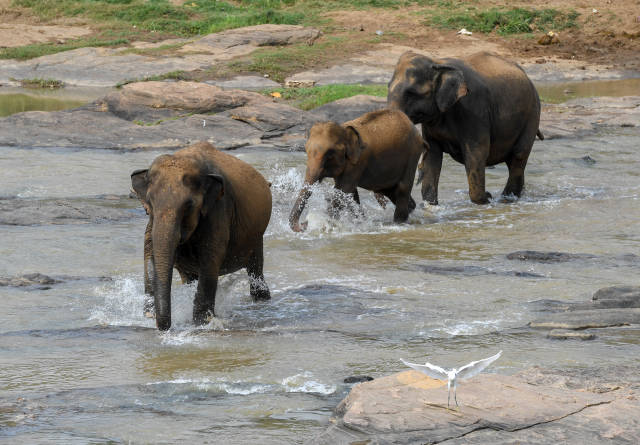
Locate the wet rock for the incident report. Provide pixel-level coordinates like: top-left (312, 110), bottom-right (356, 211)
top-left (548, 329), bottom-right (596, 340)
top-left (0, 273), bottom-right (61, 288)
top-left (309, 95), bottom-right (386, 124)
top-left (409, 263), bottom-right (545, 278)
top-left (593, 285), bottom-right (640, 301)
top-left (0, 198), bottom-right (139, 225)
top-left (0, 25), bottom-right (321, 87)
top-left (529, 308), bottom-right (640, 330)
top-left (580, 155), bottom-right (597, 164)
top-left (343, 376), bottom-right (374, 384)
top-left (506, 250), bottom-right (596, 263)
top-left (310, 371), bottom-right (621, 444)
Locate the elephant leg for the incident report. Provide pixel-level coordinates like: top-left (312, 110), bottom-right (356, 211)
top-left (193, 262), bottom-right (221, 325)
top-left (464, 143), bottom-right (492, 204)
top-left (502, 129), bottom-right (535, 199)
top-left (392, 184), bottom-right (411, 223)
top-left (143, 219), bottom-right (154, 317)
top-left (408, 196), bottom-right (416, 212)
top-left (420, 142), bottom-right (443, 205)
top-left (247, 240), bottom-right (270, 302)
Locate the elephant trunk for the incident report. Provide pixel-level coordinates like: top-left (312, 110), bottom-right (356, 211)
top-left (289, 168), bottom-right (320, 232)
top-left (151, 215), bottom-right (180, 330)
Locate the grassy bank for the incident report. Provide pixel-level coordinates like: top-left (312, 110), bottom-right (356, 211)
top-left (265, 84), bottom-right (387, 110)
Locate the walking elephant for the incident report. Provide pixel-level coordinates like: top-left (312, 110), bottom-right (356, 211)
top-left (289, 109), bottom-right (426, 231)
top-left (387, 51), bottom-right (543, 205)
top-left (131, 141), bottom-right (271, 330)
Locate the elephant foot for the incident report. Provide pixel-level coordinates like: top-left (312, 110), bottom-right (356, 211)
top-left (193, 309), bottom-right (214, 327)
top-left (251, 288), bottom-right (271, 302)
top-left (471, 191), bottom-right (492, 205)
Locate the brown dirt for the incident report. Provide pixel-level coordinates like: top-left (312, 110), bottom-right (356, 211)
top-left (328, 0), bottom-right (640, 71)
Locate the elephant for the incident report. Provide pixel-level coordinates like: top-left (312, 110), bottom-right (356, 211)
top-left (289, 109), bottom-right (426, 232)
top-left (387, 51), bottom-right (543, 205)
top-left (131, 141), bottom-right (271, 330)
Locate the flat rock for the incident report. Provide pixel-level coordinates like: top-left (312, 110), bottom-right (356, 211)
top-left (206, 76), bottom-right (281, 90)
top-left (222, 101), bottom-right (320, 137)
top-left (0, 198), bottom-right (139, 226)
top-left (285, 64), bottom-right (391, 86)
top-left (0, 25), bottom-right (320, 87)
top-left (593, 285), bottom-right (640, 301)
top-left (529, 308), bottom-right (640, 330)
top-left (0, 273), bottom-right (62, 288)
top-left (310, 371), bottom-right (617, 444)
top-left (309, 95), bottom-right (386, 123)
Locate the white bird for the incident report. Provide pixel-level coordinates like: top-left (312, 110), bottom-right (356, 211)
top-left (400, 351), bottom-right (502, 407)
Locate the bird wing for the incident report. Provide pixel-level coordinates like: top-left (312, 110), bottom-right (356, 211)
top-left (400, 359), bottom-right (449, 380)
top-left (455, 351), bottom-right (502, 381)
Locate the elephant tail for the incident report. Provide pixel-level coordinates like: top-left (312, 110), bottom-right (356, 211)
top-left (536, 129), bottom-right (544, 141)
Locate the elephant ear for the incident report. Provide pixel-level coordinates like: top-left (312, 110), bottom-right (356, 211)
top-left (435, 65), bottom-right (468, 113)
top-left (201, 173), bottom-right (225, 216)
top-left (344, 125), bottom-right (363, 165)
top-left (131, 168), bottom-right (151, 214)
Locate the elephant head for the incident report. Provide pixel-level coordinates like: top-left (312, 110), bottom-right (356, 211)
top-left (387, 52), bottom-right (468, 124)
top-left (289, 122), bottom-right (362, 232)
top-left (131, 155), bottom-right (224, 330)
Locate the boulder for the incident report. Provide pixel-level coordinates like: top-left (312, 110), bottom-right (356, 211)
top-left (309, 95), bottom-right (386, 123)
top-left (222, 101), bottom-right (320, 137)
top-left (311, 370), bottom-right (621, 444)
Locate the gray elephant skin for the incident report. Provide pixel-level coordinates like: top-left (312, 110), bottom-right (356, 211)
top-left (131, 141), bottom-right (272, 330)
top-left (387, 51), bottom-right (543, 205)
top-left (289, 109), bottom-right (426, 231)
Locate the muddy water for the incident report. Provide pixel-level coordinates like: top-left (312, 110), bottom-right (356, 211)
top-left (0, 87), bottom-right (109, 117)
top-left (536, 78), bottom-right (640, 103)
top-left (1, 135), bottom-right (640, 440)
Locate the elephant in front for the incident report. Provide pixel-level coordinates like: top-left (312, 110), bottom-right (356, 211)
top-left (131, 141), bottom-right (271, 330)
top-left (289, 109), bottom-right (426, 231)
top-left (387, 51), bottom-right (543, 205)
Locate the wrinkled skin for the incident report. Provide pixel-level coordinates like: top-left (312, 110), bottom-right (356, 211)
top-left (289, 109), bottom-right (426, 231)
top-left (387, 51), bottom-right (542, 205)
top-left (131, 141), bottom-right (272, 330)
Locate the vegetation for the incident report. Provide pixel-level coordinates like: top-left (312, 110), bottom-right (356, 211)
top-left (265, 84), bottom-right (387, 110)
top-left (115, 71), bottom-right (189, 88)
top-left (13, 78), bottom-right (65, 89)
top-left (0, 37), bottom-right (129, 60)
top-left (427, 6), bottom-right (579, 35)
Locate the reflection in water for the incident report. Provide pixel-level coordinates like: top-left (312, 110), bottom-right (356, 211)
top-left (0, 93), bottom-right (86, 117)
top-left (0, 130), bottom-right (639, 442)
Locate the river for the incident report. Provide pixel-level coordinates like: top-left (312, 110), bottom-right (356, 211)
top-left (1, 89), bottom-right (639, 443)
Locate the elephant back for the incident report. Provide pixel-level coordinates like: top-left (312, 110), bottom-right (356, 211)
top-left (344, 109), bottom-right (421, 154)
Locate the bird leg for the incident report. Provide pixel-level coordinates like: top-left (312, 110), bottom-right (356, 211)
top-left (454, 386), bottom-right (459, 407)
top-left (447, 387), bottom-right (451, 407)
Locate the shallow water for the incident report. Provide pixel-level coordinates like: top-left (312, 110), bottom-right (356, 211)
top-left (0, 87), bottom-right (110, 117)
top-left (1, 127), bottom-right (639, 443)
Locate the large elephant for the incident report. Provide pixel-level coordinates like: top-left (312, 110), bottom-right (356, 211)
top-left (387, 51), bottom-right (543, 205)
top-left (131, 141), bottom-right (271, 330)
top-left (289, 109), bottom-right (426, 231)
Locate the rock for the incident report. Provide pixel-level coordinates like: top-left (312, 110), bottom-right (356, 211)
top-left (0, 197), bottom-right (139, 226)
top-left (222, 101), bottom-right (319, 137)
top-left (311, 370), bottom-right (619, 444)
top-left (407, 263), bottom-right (544, 278)
top-left (506, 250), bottom-right (596, 263)
top-left (0, 273), bottom-right (61, 288)
top-left (529, 308), bottom-right (640, 330)
top-left (102, 81), bottom-right (269, 119)
top-left (580, 155), bottom-right (597, 164)
top-left (285, 64), bottom-right (391, 86)
top-left (344, 376), bottom-right (374, 384)
top-left (206, 76), bottom-right (281, 90)
top-left (593, 285), bottom-right (640, 301)
top-left (285, 80), bottom-right (316, 88)
top-left (309, 95), bottom-right (386, 124)
top-left (548, 329), bottom-right (596, 340)
top-left (0, 25), bottom-right (321, 87)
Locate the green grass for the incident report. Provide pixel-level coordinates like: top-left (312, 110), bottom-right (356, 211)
top-left (0, 37), bottom-right (129, 60)
top-left (227, 36), bottom-right (349, 83)
top-left (428, 7), bottom-right (580, 35)
top-left (265, 84), bottom-right (387, 110)
top-left (12, 0), bottom-right (305, 36)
